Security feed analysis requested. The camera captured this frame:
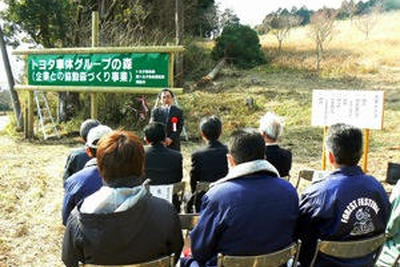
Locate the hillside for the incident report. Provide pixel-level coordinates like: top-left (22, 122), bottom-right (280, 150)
top-left (0, 10), bottom-right (400, 267)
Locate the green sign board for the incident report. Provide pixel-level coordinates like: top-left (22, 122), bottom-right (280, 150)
top-left (27, 53), bottom-right (169, 88)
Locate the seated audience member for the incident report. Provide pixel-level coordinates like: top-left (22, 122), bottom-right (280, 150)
top-left (296, 123), bottom-right (390, 267)
top-left (62, 130), bottom-right (183, 267)
top-left (259, 112), bottom-right (292, 177)
top-left (181, 129), bottom-right (299, 267)
top-left (377, 180), bottom-right (400, 267)
top-left (62, 125), bottom-right (112, 225)
top-left (63, 119), bottom-right (100, 182)
top-left (187, 115), bottom-right (228, 213)
top-left (144, 122), bottom-right (183, 211)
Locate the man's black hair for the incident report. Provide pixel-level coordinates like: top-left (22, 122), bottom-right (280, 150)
top-left (326, 123), bottom-right (363, 166)
top-left (228, 128), bottom-right (265, 165)
top-left (144, 122), bottom-right (166, 145)
top-left (200, 115), bottom-right (222, 141)
top-left (159, 88), bottom-right (174, 99)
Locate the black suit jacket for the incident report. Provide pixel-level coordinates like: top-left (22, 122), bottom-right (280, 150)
top-left (150, 105), bottom-right (184, 151)
top-left (145, 143), bottom-right (183, 185)
top-left (190, 140), bottom-right (229, 193)
top-left (264, 144), bottom-right (292, 177)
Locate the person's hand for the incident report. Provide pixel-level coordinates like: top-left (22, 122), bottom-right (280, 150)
top-left (165, 137), bottom-right (173, 146)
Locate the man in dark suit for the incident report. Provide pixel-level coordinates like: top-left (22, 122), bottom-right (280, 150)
top-left (144, 122), bottom-right (183, 211)
top-left (150, 88), bottom-right (184, 151)
top-left (187, 116), bottom-right (228, 213)
top-left (259, 112), bottom-right (292, 177)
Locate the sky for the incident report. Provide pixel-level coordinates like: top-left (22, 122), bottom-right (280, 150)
top-left (217, 0), bottom-right (355, 27)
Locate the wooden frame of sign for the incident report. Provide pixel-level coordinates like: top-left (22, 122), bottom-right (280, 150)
top-left (12, 12), bottom-right (184, 138)
top-left (311, 90), bottom-right (385, 172)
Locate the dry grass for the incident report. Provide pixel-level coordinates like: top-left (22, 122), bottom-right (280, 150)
top-left (1, 10), bottom-right (400, 267)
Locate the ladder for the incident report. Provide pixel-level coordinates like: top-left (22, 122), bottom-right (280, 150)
top-left (34, 91), bottom-right (60, 140)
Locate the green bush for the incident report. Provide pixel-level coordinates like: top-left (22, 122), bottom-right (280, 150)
top-left (212, 24), bottom-right (265, 68)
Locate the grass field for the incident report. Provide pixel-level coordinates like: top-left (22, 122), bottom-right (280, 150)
top-left (0, 11), bottom-right (400, 267)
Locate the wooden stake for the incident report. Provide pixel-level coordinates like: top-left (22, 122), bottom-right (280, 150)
top-left (322, 126), bottom-right (328, 170)
top-left (362, 129), bottom-right (370, 172)
top-left (91, 11), bottom-right (99, 119)
top-left (168, 52), bottom-right (175, 88)
top-left (27, 91), bottom-right (34, 138)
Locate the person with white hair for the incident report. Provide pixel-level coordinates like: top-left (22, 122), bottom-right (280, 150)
top-left (259, 112), bottom-right (292, 177)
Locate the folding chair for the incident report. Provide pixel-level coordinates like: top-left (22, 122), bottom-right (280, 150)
top-left (81, 254), bottom-right (174, 267)
top-left (173, 181), bottom-right (186, 203)
top-left (179, 213), bottom-right (200, 231)
top-left (386, 162), bottom-right (400, 185)
top-left (217, 241), bottom-right (301, 267)
top-left (295, 169), bottom-right (330, 189)
top-left (295, 170), bottom-right (314, 189)
top-left (190, 181), bottom-right (211, 213)
top-left (393, 252), bottom-right (400, 267)
top-left (309, 234), bottom-right (386, 267)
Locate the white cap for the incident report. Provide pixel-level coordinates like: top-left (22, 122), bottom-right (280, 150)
top-left (86, 125), bottom-right (112, 149)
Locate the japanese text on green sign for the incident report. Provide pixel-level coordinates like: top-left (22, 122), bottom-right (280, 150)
top-left (28, 53), bottom-right (169, 88)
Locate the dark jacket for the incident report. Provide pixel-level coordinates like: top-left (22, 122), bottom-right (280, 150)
top-left (62, 164), bottom-right (103, 225)
top-left (264, 144), bottom-right (292, 177)
top-left (184, 160), bottom-right (299, 267)
top-left (150, 105), bottom-right (184, 151)
top-left (145, 143), bottom-right (183, 185)
top-left (62, 191), bottom-right (183, 267)
top-left (296, 166), bottom-right (390, 267)
top-left (190, 140), bottom-right (228, 193)
top-left (63, 147), bottom-right (91, 182)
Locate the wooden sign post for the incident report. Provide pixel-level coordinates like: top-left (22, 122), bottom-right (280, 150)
top-left (312, 90), bottom-right (384, 172)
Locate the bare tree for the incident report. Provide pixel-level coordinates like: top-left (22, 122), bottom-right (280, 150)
top-left (309, 9), bottom-right (337, 74)
top-left (264, 13), bottom-right (301, 53)
top-left (354, 5), bottom-right (381, 40)
top-left (340, 0), bottom-right (357, 23)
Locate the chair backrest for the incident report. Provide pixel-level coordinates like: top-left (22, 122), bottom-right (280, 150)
top-left (149, 181), bottom-right (185, 204)
top-left (295, 170), bottom-right (330, 189)
top-left (217, 241), bottom-right (301, 267)
top-left (179, 213), bottom-right (200, 230)
top-left (309, 234), bottom-right (386, 267)
top-left (386, 162), bottom-right (400, 185)
top-left (173, 181), bottom-right (186, 202)
top-left (393, 252), bottom-right (400, 267)
top-left (195, 181), bottom-right (211, 194)
top-left (80, 254), bottom-right (173, 267)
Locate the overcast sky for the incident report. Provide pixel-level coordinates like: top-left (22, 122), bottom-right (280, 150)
top-left (217, 0), bottom-right (361, 26)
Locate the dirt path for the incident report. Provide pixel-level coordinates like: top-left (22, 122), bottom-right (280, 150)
top-left (0, 135), bottom-right (74, 267)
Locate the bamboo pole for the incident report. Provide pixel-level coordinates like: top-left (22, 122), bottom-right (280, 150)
top-left (14, 85), bottom-right (183, 94)
top-left (322, 126), bottom-right (328, 170)
top-left (91, 11), bottom-right (99, 119)
top-left (362, 129), bottom-right (370, 172)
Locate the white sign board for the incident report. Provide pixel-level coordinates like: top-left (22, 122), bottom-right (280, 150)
top-left (312, 90), bottom-right (384, 129)
top-left (149, 185), bottom-right (173, 203)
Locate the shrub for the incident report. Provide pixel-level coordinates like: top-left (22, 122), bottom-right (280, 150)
top-left (212, 24), bottom-right (265, 68)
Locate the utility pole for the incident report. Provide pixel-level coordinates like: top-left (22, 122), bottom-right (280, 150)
top-left (0, 25), bottom-right (23, 129)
